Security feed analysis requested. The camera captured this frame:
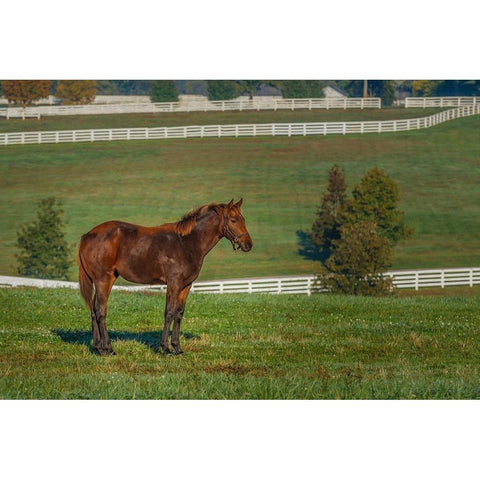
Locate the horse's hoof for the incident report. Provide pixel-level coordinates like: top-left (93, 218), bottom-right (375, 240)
top-left (162, 348), bottom-right (173, 356)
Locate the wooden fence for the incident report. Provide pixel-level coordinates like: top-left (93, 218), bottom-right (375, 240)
top-left (0, 97), bottom-right (381, 119)
top-left (405, 96), bottom-right (479, 108)
top-left (1, 268), bottom-right (478, 294)
top-left (2, 104), bottom-right (479, 146)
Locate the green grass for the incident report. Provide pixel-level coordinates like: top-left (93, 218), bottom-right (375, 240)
top-left (1, 287), bottom-right (479, 399)
top-left (1, 110), bottom-right (479, 280)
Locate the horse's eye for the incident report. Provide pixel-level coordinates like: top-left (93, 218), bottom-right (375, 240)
top-left (230, 219), bottom-right (237, 224)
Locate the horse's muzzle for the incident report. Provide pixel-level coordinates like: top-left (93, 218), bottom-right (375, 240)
top-left (239, 236), bottom-right (253, 252)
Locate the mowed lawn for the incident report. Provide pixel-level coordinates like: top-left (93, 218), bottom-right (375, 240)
top-left (0, 111), bottom-right (479, 280)
top-left (1, 287), bottom-right (479, 399)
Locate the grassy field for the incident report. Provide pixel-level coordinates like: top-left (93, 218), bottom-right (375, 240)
top-left (1, 287), bottom-right (479, 399)
top-left (0, 107), bottom-right (443, 133)
top-left (1, 110), bottom-right (479, 280)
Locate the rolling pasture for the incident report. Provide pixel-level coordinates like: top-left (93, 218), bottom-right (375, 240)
top-left (1, 287), bottom-right (479, 399)
top-left (0, 109), bottom-right (479, 280)
top-left (1, 107), bottom-right (479, 400)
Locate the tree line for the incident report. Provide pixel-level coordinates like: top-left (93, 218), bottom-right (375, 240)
top-left (2, 80), bottom-right (479, 107)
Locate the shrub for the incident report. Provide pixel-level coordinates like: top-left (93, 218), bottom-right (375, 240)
top-left (16, 198), bottom-right (71, 280)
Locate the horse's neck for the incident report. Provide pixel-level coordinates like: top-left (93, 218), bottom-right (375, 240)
top-left (188, 211), bottom-right (223, 257)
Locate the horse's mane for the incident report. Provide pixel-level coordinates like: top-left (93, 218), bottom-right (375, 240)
top-left (174, 203), bottom-right (222, 236)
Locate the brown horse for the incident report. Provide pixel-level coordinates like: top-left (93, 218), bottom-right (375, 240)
top-left (77, 199), bottom-right (252, 355)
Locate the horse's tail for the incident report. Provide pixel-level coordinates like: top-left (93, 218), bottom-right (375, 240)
top-left (77, 240), bottom-right (94, 311)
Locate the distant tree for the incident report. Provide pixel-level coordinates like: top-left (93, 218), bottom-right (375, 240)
top-left (309, 165), bottom-right (347, 254)
top-left (279, 80), bottom-right (325, 98)
top-left (236, 80), bottom-right (263, 99)
top-left (207, 80), bottom-right (238, 100)
top-left (340, 80), bottom-right (395, 105)
top-left (150, 80), bottom-right (179, 102)
top-left (2, 80), bottom-right (51, 106)
top-left (16, 197), bottom-right (71, 280)
top-left (412, 80), bottom-right (438, 97)
top-left (433, 80), bottom-right (480, 96)
top-left (56, 80), bottom-right (98, 105)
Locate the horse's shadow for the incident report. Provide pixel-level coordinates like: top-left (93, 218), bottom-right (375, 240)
top-left (53, 329), bottom-right (200, 354)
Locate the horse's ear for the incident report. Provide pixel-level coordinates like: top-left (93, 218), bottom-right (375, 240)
top-left (227, 199), bottom-right (234, 209)
top-left (235, 198), bottom-right (243, 208)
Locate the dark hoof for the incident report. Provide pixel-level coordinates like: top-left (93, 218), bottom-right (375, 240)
top-left (174, 349), bottom-right (184, 356)
top-left (161, 348), bottom-right (173, 355)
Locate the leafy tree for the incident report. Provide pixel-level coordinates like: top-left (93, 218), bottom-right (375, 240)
top-left (279, 80), bottom-right (325, 98)
top-left (347, 166), bottom-right (413, 245)
top-left (340, 80), bottom-right (395, 105)
top-left (16, 197), bottom-right (71, 280)
top-left (411, 80), bottom-right (439, 97)
top-left (149, 80), bottom-right (179, 102)
top-left (207, 80), bottom-right (238, 100)
top-left (56, 80), bottom-right (98, 104)
top-left (236, 80), bottom-right (263, 99)
top-left (2, 80), bottom-right (51, 106)
top-left (320, 221), bottom-right (394, 295)
top-left (433, 80), bottom-right (480, 96)
top-left (309, 164), bottom-right (347, 253)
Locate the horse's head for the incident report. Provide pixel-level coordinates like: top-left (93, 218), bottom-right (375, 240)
top-left (220, 198), bottom-right (253, 252)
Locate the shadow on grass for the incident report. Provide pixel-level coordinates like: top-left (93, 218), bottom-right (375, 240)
top-left (296, 229), bottom-right (329, 263)
top-left (53, 329), bottom-right (200, 354)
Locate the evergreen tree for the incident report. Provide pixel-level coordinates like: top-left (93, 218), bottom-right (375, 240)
top-left (347, 166), bottom-right (413, 245)
top-left (310, 166), bottom-right (412, 295)
top-left (207, 80), bottom-right (238, 100)
top-left (309, 164), bottom-right (347, 253)
top-left (321, 221), bottom-right (394, 295)
top-left (16, 198), bottom-right (71, 280)
top-left (149, 80), bottom-right (179, 102)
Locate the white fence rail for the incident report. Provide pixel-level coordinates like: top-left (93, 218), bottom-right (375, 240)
top-left (405, 96), bottom-right (479, 108)
top-left (0, 97), bottom-right (381, 119)
top-left (1, 268), bottom-right (478, 294)
top-left (2, 105), bottom-right (479, 146)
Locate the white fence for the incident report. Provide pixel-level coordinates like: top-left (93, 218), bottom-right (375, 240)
top-left (2, 104), bottom-right (479, 147)
top-left (0, 97), bottom-right (381, 119)
top-left (1, 268), bottom-right (478, 294)
top-left (405, 96), bottom-right (479, 108)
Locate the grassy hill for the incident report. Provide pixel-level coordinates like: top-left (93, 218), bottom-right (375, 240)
top-left (1, 110), bottom-right (479, 280)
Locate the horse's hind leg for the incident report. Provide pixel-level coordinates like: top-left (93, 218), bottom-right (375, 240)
top-left (162, 283), bottom-right (192, 355)
top-left (92, 274), bottom-right (116, 355)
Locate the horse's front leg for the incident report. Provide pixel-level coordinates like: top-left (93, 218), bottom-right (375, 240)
top-left (161, 283), bottom-right (191, 355)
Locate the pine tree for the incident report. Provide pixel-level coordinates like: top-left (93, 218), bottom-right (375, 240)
top-left (16, 198), bottom-right (71, 280)
top-left (149, 81), bottom-right (179, 102)
top-left (207, 80), bottom-right (238, 100)
top-left (347, 166), bottom-right (413, 245)
top-left (309, 164), bottom-right (347, 253)
top-left (310, 165), bottom-right (412, 295)
top-left (321, 221), bottom-right (394, 295)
